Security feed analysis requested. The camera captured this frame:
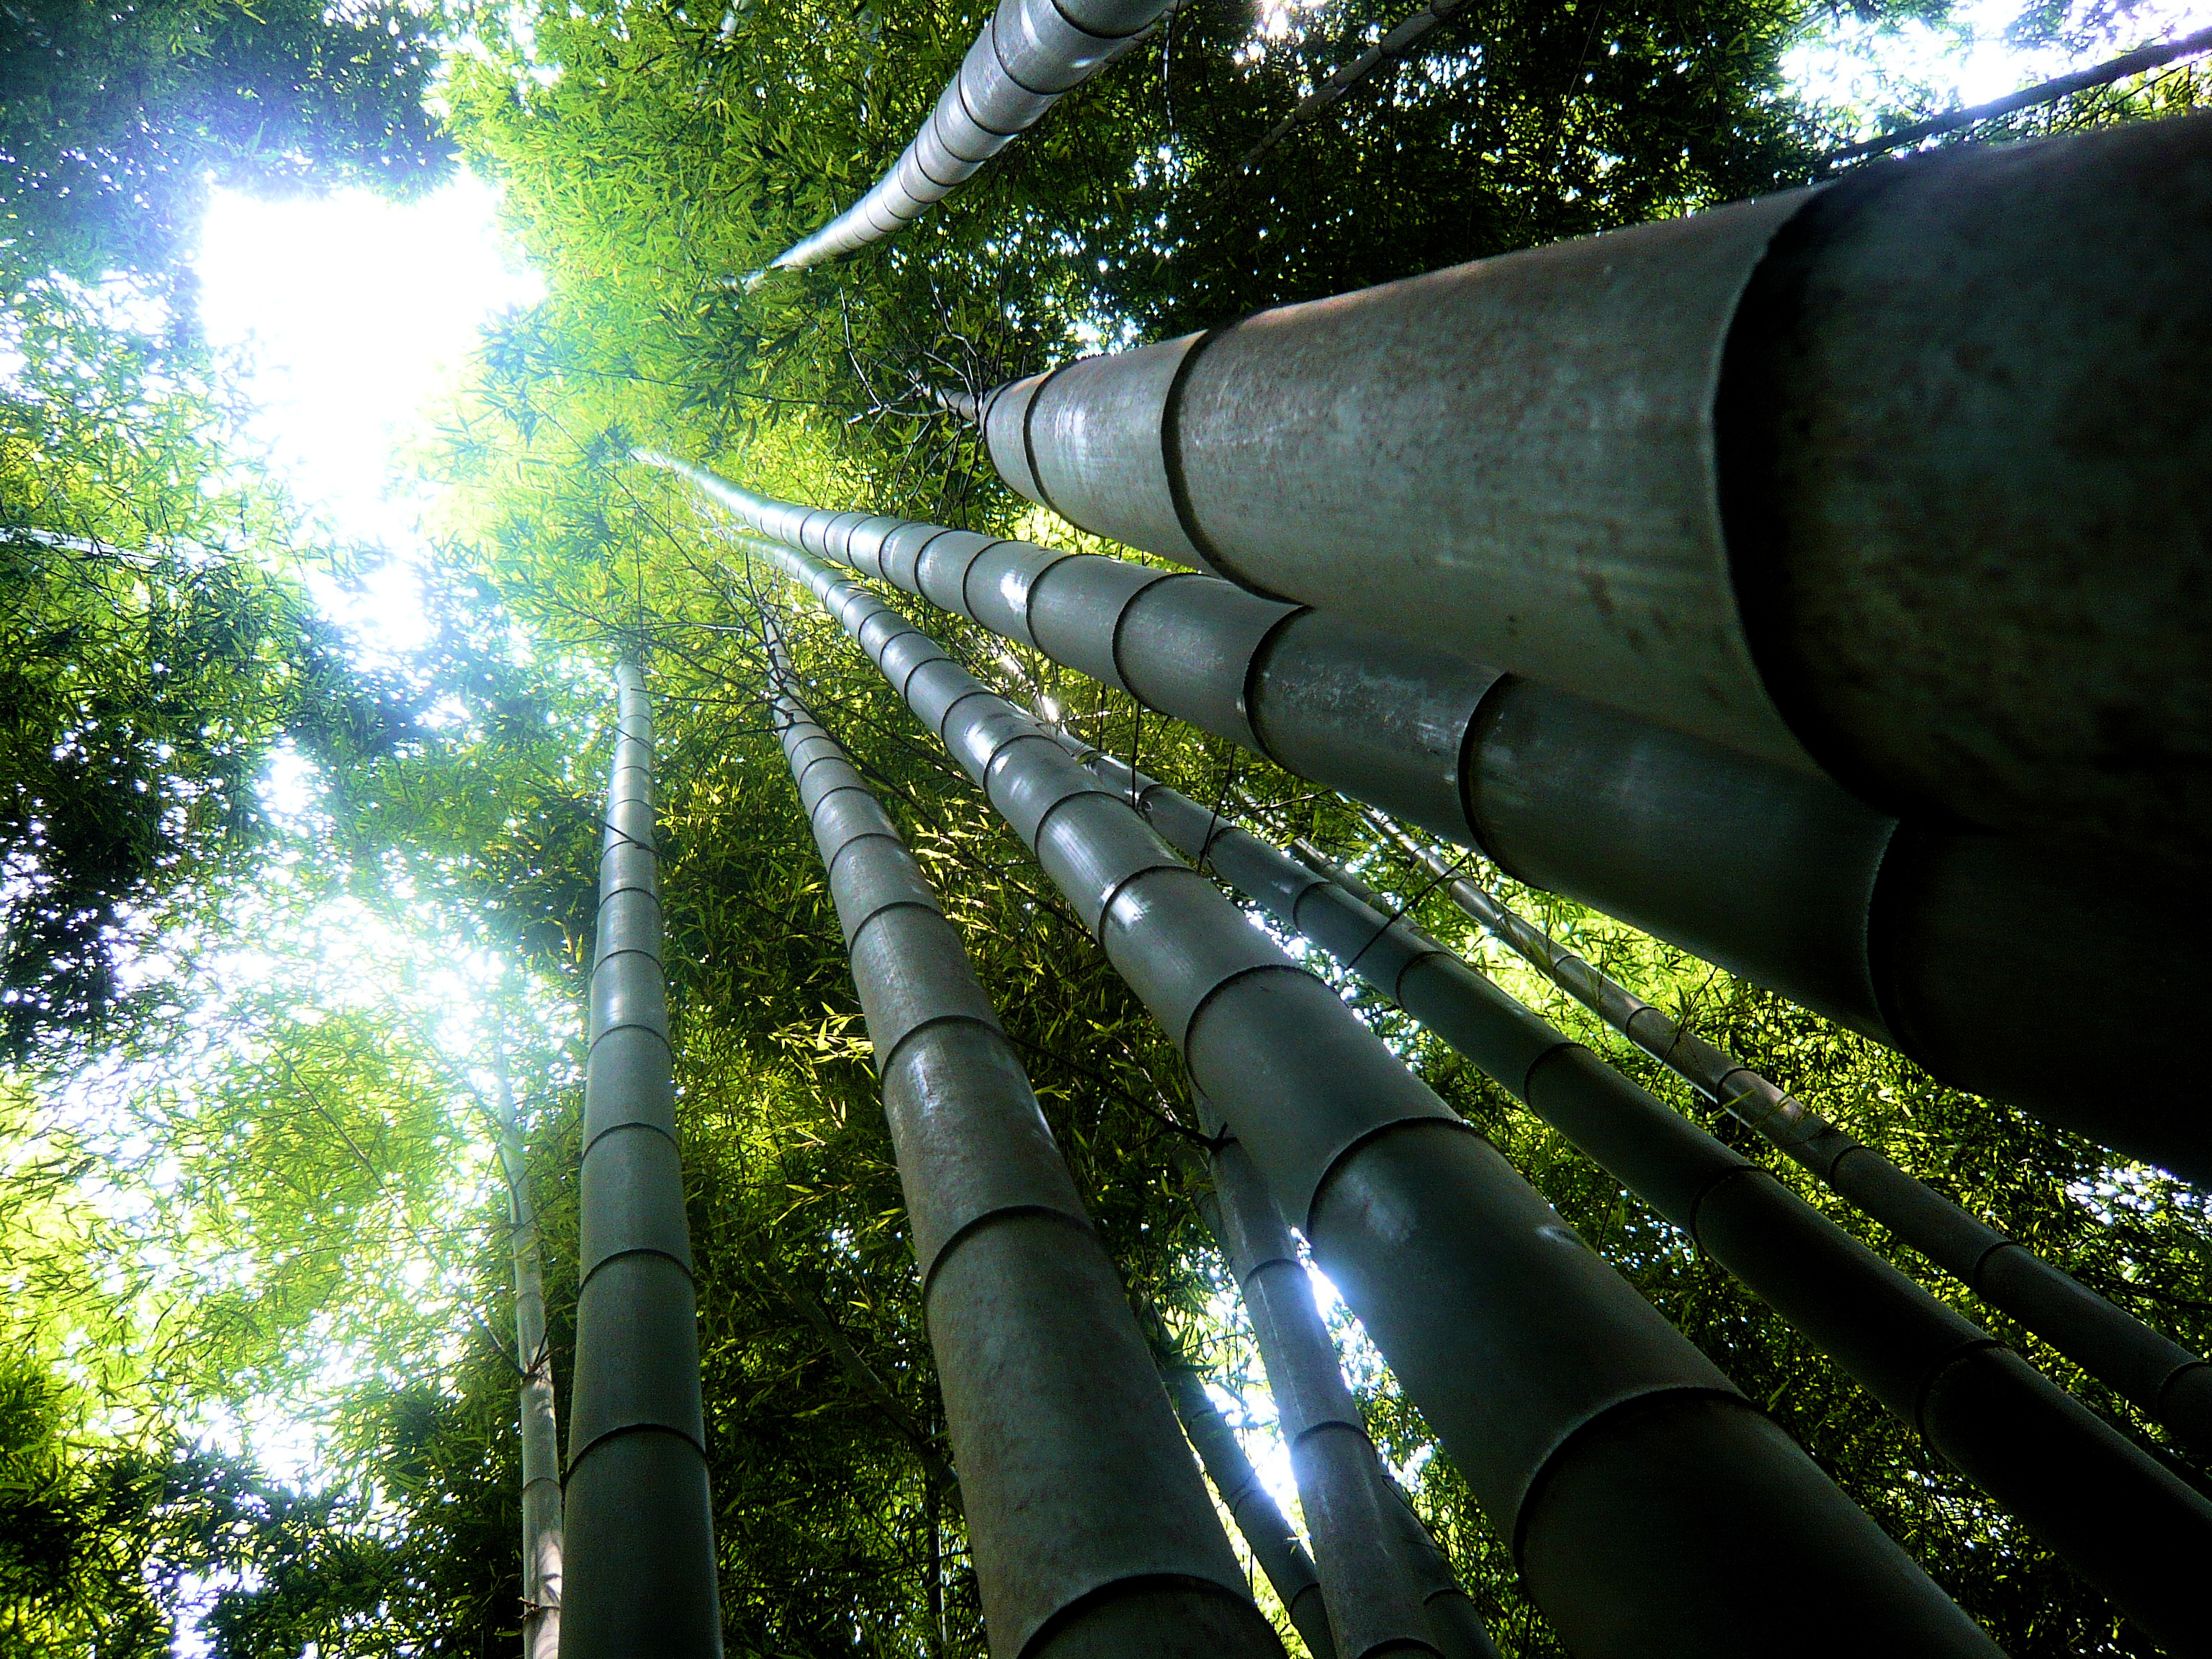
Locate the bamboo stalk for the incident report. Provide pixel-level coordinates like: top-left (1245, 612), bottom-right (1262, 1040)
top-left (1164, 1366), bottom-right (1337, 1659)
top-left (770, 0), bottom-right (1172, 269)
top-left (1202, 1141), bottom-right (1501, 1659)
top-left (562, 664), bottom-right (722, 1659)
top-left (761, 622), bottom-right (1283, 1659)
top-left (972, 118), bottom-right (2212, 889)
top-left (639, 449), bottom-right (2209, 1190)
top-left (1341, 802), bottom-right (2212, 1460)
top-left (741, 531), bottom-right (1999, 1659)
top-left (1075, 744), bottom-right (2212, 1648)
top-left (493, 1046), bottom-right (565, 1659)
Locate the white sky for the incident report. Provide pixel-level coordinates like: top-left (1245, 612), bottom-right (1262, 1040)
top-left (196, 172), bottom-right (544, 662)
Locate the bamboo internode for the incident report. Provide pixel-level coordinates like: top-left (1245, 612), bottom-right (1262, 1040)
top-left (771, 0), bottom-right (1171, 268)
top-left (493, 1058), bottom-right (564, 1659)
top-left (1074, 745), bottom-right (2212, 1647)
top-left (744, 529), bottom-right (2000, 1658)
top-left (1166, 1369), bottom-right (1337, 1659)
top-left (564, 664), bottom-right (723, 1659)
top-left (1204, 1138), bottom-right (1501, 1659)
top-left (763, 630), bottom-right (1281, 1659)
top-left (976, 117), bottom-right (2212, 882)
top-left (641, 450), bottom-right (2205, 1186)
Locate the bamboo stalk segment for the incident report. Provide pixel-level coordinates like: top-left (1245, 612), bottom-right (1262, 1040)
top-left (564, 664), bottom-right (723, 1659)
top-left (976, 118), bottom-right (2212, 889)
top-left (1344, 805), bottom-right (2212, 1460)
top-left (763, 626), bottom-right (1282, 1659)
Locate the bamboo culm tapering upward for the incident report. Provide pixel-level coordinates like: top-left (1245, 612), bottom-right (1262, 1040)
top-left (1071, 744), bottom-right (2212, 1647)
top-left (1202, 1138), bottom-right (1502, 1659)
top-left (769, 0), bottom-right (1172, 269)
top-left (562, 665), bottom-right (723, 1659)
top-left (731, 525), bottom-right (2000, 1659)
top-left (493, 1047), bottom-right (564, 1659)
top-left (976, 117), bottom-right (2212, 886)
top-left (642, 449), bottom-right (2206, 1189)
top-left (1164, 1367), bottom-right (1337, 1659)
top-left (1341, 802), bottom-right (2212, 1460)
top-left (760, 624), bottom-right (1283, 1659)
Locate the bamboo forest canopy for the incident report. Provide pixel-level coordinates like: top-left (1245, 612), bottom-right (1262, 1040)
top-left (4, 0), bottom-right (2210, 1655)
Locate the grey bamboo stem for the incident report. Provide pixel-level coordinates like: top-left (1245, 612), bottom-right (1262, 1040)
top-left (761, 626), bottom-right (1281, 1659)
top-left (563, 664), bottom-right (722, 1659)
top-left (1203, 1141), bottom-right (1501, 1659)
top-left (640, 447), bottom-right (2206, 1188)
top-left (739, 530), bottom-right (1997, 1658)
top-left (770, 0), bottom-right (1169, 268)
top-left (495, 1050), bottom-right (565, 1659)
top-left (1345, 804), bottom-right (2212, 1458)
top-left (1076, 745), bottom-right (2212, 1647)
top-left (1165, 1367), bottom-right (1337, 1659)
top-left (975, 117), bottom-right (2212, 886)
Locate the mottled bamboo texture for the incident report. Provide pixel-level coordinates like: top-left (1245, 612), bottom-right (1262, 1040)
top-left (761, 637), bottom-right (1281, 1659)
top-left (642, 448), bottom-right (2205, 1189)
top-left (495, 1062), bottom-right (564, 1659)
top-left (746, 531), bottom-right (1998, 1659)
top-left (978, 119), bottom-right (2212, 890)
top-left (563, 665), bottom-right (723, 1659)
top-left (1347, 806), bottom-right (2212, 1458)
top-left (1203, 1142), bottom-right (1501, 1659)
top-left (1078, 746), bottom-right (2212, 1648)
top-left (1166, 1370), bottom-right (1336, 1659)
top-left (772, 0), bottom-right (1169, 267)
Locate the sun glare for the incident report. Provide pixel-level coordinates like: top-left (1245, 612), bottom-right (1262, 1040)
top-left (196, 173), bottom-right (544, 649)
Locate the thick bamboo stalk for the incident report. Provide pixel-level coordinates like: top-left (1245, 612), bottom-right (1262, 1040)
top-left (1343, 804), bottom-right (2212, 1459)
top-left (762, 628), bottom-right (1282, 1659)
top-left (770, 0), bottom-right (1169, 269)
top-left (974, 117), bottom-right (2212, 883)
top-left (743, 532), bottom-right (1999, 1659)
top-left (494, 1051), bottom-right (565, 1659)
top-left (1077, 745), bottom-right (2212, 1647)
top-left (640, 450), bottom-right (2207, 1188)
top-left (1203, 1140), bottom-right (1501, 1659)
top-left (563, 665), bottom-right (722, 1659)
top-left (1165, 1367), bottom-right (1337, 1659)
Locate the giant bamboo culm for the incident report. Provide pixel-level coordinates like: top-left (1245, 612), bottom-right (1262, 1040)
top-left (761, 626), bottom-right (1284, 1659)
top-left (563, 665), bottom-right (723, 1659)
top-left (1347, 804), bottom-right (2212, 1460)
top-left (641, 450), bottom-right (2208, 1188)
top-left (1203, 1135), bottom-right (1502, 1659)
top-left (770, 0), bottom-right (1171, 268)
top-left (1165, 1367), bottom-right (1337, 1659)
top-left (976, 117), bottom-right (2212, 883)
top-left (736, 527), bottom-right (2000, 1659)
top-left (1073, 745), bottom-right (2212, 1647)
top-left (493, 1046), bottom-right (564, 1659)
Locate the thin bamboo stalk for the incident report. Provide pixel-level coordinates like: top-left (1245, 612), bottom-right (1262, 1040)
top-left (562, 664), bottom-right (722, 1659)
top-left (762, 623), bottom-right (1282, 1659)
top-left (493, 1048), bottom-right (564, 1659)
top-left (1202, 1141), bottom-right (1501, 1659)
top-left (1074, 744), bottom-right (2212, 1648)
top-left (639, 449), bottom-right (2207, 1189)
top-left (742, 531), bottom-right (1999, 1659)
top-left (1165, 1367), bottom-right (1338, 1659)
top-left (770, 0), bottom-right (1171, 269)
top-left (1342, 803), bottom-right (2212, 1460)
top-left (973, 117), bottom-right (2212, 886)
